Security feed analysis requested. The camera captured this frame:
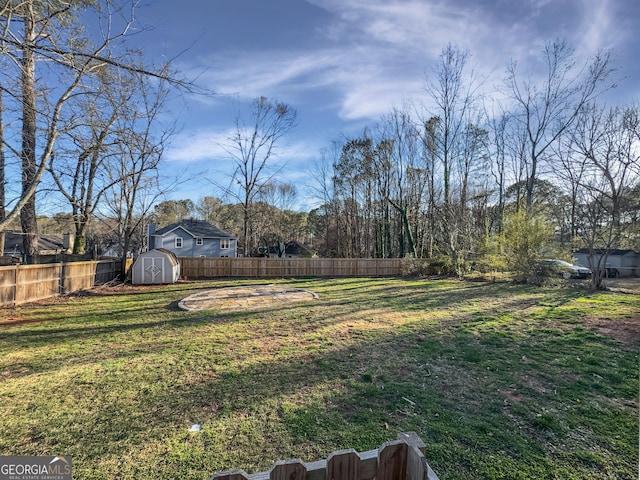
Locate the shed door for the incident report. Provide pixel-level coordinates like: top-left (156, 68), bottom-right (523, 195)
top-left (142, 257), bottom-right (165, 284)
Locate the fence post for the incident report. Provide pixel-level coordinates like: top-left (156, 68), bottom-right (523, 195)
top-left (398, 432), bottom-right (439, 480)
top-left (59, 262), bottom-right (66, 295)
top-left (397, 432), bottom-right (425, 453)
top-left (11, 264), bottom-right (18, 307)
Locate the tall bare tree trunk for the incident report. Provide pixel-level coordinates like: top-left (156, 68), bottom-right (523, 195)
top-left (20, 3), bottom-right (39, 258)
top-left (0, 86), bottom-right (6, 256)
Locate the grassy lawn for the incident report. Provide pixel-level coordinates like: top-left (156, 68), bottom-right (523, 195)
top-left (0, 278), bottom-right (638, 479)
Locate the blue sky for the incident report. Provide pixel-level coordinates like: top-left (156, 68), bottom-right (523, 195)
top-left (132, 0), bottom-right (639, 211)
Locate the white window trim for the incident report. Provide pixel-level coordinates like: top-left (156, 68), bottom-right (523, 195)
top-left (196, 238), bottom-right (203, 246)
top-left (220, 238), bottom-right (230, 249)
top-left (175, 237), bottom-right (183, 248)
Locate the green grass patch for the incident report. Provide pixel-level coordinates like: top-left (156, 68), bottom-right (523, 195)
top-left (0, 278), bottom-right (638, 479)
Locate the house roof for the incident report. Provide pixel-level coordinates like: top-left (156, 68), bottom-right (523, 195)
top-left (266, 240), bottom-right (314, 256)
top-left (284, 240), bottom-right (314, 256)
top-left (574, 248), bottom-right (638, 256)
top-left (1, 230), bottom-right (67, 255)
top-left (154, 219), bottom-right (236, 239)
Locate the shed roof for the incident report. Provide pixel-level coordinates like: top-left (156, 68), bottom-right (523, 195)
top-left (154, 219), bottom-right (236, 239)
top-left (137, 248), bottom-right (180, 266)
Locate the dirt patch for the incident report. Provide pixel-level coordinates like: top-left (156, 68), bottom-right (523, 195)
top-left (81, 281), bottom-right (165, 295)
top-left (584, 316), bottom-right (640, 348)
top-left (589, 278), bottom-right (640, 347)
top-left (178, 284), bottom-right (318, 311)
top-left (605, 277), bottom-right (640, 294)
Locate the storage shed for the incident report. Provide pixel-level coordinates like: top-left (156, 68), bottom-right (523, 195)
top-left (131, 248), bottom-right (180, 285)
top-left (574, 248), bottom-right (639, 278)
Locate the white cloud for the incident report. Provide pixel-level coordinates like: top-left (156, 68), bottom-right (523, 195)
top-left (176, 0), bottom-right (637, 143)
top-left (165, 128), bottom-right (232, 162)
top-left (576, 0), bottom-right (617, 54)
top-left (166, 125), bottom-right (322, 165)
top-left (190, 39), bottom-right (430, 123)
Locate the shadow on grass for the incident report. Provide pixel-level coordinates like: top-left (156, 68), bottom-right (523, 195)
top-left (0, 280), bottom-right (597, 380)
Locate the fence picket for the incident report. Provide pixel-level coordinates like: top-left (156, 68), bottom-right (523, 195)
top-left (269, 459), bottom-right (306, 480)
top-left (377, 441), bottom-right (408, 480)
top-left (326, 450), bottom-right (360, 480)
top-left (210, 469), bottom-right (250, 480)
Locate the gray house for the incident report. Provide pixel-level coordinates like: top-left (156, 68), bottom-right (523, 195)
top-left (148, 219), bottom-right (237, 258)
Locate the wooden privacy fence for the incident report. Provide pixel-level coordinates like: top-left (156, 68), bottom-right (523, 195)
top-left (0, 260), bottom-right (120, 307)
top-left (179, 257), bottom-right (403, 279)
top-left (210, 432), bottom-right (439, 480)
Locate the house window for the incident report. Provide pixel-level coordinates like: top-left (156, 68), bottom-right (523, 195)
top-left (220, 238), bottom-right (230, 249)
top-left (175, 237), bottom-right (183, 248)
top-left (196, 238), bottom-right (203, 246)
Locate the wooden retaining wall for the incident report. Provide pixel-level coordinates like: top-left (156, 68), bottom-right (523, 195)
top-left (179, 257), bottom-right (403, 279)
top-left (0, 260), bottom-right (119, 307)
top-left (210, 432), bottom-right (439, 480)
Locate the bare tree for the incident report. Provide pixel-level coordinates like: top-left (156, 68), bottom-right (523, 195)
top-left (486, 107), bottom-right (510, 233)
top-left (47, 67), bottom-right (128, 254)
top-left (568, 103), bottom-right (639, 289)
top-left (424, 44), bottom-right (480, 206)
top-left (380, 107), bottom-right (424, 258)
top-left (222, 96), bottom-right (297, 255)
top-left (422, 44), bottom-right (485, 275)
top-left (0, 0), bottom-right (189, 257)
top-left (504, 39), bottom-right (615, 211)
top-left (0, 86), bottom-right (5, 255)
top-left (309, 146), bottom-right (340, 257)
top-left (102, 69), bottom-right (175, 274)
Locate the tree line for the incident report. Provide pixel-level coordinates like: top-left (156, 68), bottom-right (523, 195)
top-left (308, 42), bottom-right (638, 288)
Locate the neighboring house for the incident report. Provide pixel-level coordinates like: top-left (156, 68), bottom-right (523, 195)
top-left (260, 240), bottom-right (315, 258)
top-left (1, 231), bottom-right (74, 256)
top-left (148, 219), bottom-right (237, 258)
top-left (574, 248), bottom-right (639, 278)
